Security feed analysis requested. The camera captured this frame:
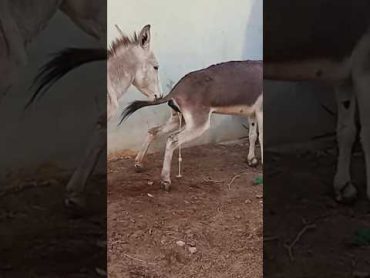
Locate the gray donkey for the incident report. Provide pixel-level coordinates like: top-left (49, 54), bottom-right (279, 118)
top-left (121, 60), bottom-right (263, 190)
top-left (264, 0), bottom-right (370, 203)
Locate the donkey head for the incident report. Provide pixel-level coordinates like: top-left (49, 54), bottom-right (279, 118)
top-left (131, 24), bottom-right (162, 100)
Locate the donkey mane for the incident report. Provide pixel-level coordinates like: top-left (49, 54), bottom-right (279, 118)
top-left (108, 32), bottom-right (139, 58)
top-left (198, 60), bottom-right (262, 73)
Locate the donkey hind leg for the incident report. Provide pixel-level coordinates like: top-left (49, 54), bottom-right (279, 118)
top-left (247, 115), bottom-right (258, 166)
top-left (351, 31), bottom-right (370, 201)
top-left (65, 114), bottom-right (106, 208)
top-left (134, 110), bottom-right (181, 172)
top-left (161, 111), bottom-right (211, 191)
top-left (256, 109), bottom-right (263, 164)
top-left (333, 85), bottom-right (357, 203)
top-left (355, 77), bottom-right (370, 201)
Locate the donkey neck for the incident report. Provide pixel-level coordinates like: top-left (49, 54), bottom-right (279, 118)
top-left (108, 49), bottom-right (139, 99)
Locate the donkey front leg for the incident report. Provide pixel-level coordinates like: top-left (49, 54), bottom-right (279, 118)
top-left (333, 86), bottom-right (357, 202)
top-left (247, 115), bottom-right (258, 166)
top-left (134, 110), bottom-right (181, 172)
top-left (161, 112), bottom-right (211, 191)
top-left (65, 114), bottom-right (106, 208)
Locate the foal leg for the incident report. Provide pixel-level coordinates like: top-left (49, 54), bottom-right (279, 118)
top-left (65, 83), bottom-right (117, 208)
top-left (161, 110), bottom-right (211, 191)
top-left (247, 115), bottom-right (258, 166)
top-left (333, 85), bottom-right (357, 202)
top-left (355, 78), bottom-right (370, 201)
top-left (256, 109), bottom-right (263, 164)
top-left (134, 110), bottom-right (181, 171)
top-left (65, 113), bottom-right (106, 208)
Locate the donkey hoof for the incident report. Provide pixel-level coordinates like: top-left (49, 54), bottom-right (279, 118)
top-left (134, 163), bottom-right (144, 173)
top-left (161, 180), bottom-right (171, 192)
top-left (65, 193), bottom-right (86, 208)
top-left (247, 157), bottom-right (258, 167)
top-left (335, 182), bottom-right (357, 204)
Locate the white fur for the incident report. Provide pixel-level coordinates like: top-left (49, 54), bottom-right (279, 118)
top-left (66, 24), bottom-right (162, 205)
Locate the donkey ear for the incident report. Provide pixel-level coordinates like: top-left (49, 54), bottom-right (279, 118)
top-left (138, 24), bottom-right (151, 49)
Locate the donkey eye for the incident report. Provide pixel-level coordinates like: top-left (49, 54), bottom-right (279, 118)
top-left (153, 66), bottom-right (159, 70)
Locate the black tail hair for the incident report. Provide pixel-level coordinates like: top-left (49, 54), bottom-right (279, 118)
top-left (119, 96), bottom-right (172, 125)
top-left (25, 47), bottom-right (107, 109)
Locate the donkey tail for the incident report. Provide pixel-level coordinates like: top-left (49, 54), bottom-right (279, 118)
top-left (25, 47), bottom-right (107, 109)
top-left (119, 95), bottom-right (173, 125)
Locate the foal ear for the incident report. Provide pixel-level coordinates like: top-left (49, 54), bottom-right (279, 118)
top-left (138, 24), bottom-right (151, 49)
top-left (115, 24), bottom-right (125, 37)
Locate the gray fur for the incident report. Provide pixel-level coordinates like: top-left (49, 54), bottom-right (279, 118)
top-left (122, 60), bottom-right (263, 190)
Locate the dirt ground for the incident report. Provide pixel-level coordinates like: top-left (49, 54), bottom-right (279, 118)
top-left (264, 143), bottom-right (370, 277)
top-left (108, 140), bottom-right (263, 278)
top-left (0, 165), bottom-right (107, 278)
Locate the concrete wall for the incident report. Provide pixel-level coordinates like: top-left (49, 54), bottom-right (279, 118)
top-left (107, 0), bottom-right (263, 154)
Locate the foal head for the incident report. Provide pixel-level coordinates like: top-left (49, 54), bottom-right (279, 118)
top-left (108, 24), bottom-right (162, 101)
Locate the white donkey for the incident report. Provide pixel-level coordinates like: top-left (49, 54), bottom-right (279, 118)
top-left (120, 61), bottom-right (263, 191)
top-left (0, 0), bottom-right (162, 207)
top-left (28, 24), bottom-right (162, 207)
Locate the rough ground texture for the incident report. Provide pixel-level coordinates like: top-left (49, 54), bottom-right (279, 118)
top-left (264, 144), bottom-right (370, 277)
top-left (0, 165), bottom-right (106, 278)
top-left (108, 141), bottom-right (263, 278)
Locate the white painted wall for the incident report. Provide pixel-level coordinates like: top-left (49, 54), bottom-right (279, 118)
top-left (107, 0), bottom-right (263, 154)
